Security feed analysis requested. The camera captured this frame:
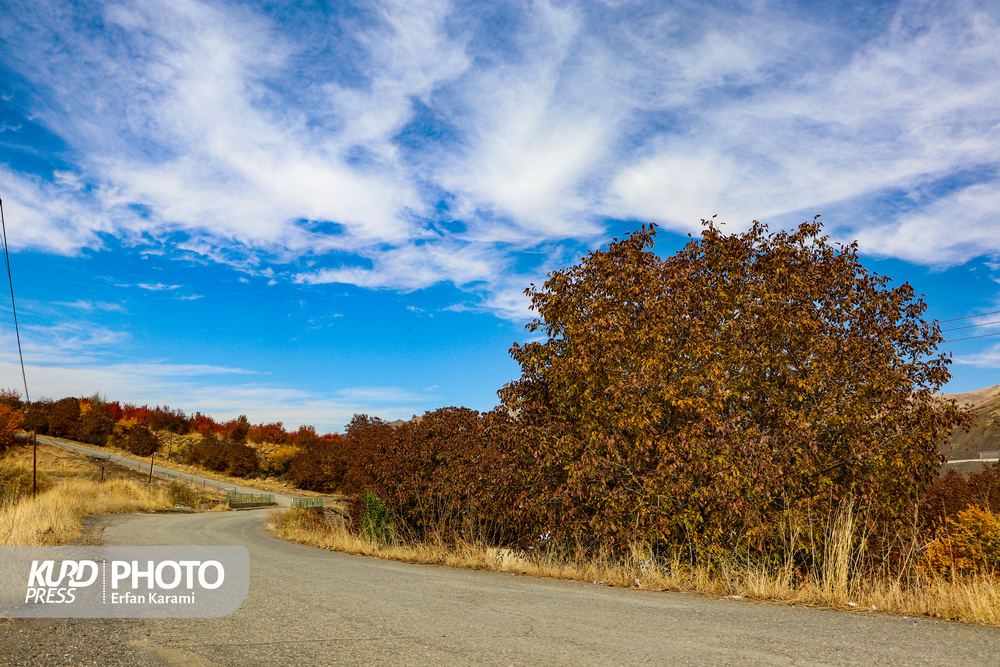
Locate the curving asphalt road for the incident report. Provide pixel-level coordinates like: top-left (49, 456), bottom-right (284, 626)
top-left (0, 509), bottom-right (994, 666)
top-left (7, 436), bottom-right (1000, 665)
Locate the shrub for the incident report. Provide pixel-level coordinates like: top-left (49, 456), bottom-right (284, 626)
top-left (261, 446), bottom-right (299, 477)
top-left (921, 466), bottom-right (1000, 532)
top-left (922, 505), bottom-right (1000, 578)
top-left (49, 397), bottom-right (82, 439)
top-left (112, 420), bottom-right (159, 457)
top-left (22, 399), bottom-right (53, 435)
top-left (78, 401), bottom-right (114, 447)
top-left (224, 441), bottom-right (259, 477)
top-left (289, 432), bottom-right (348, 492)
top-left (183, 431), bottom-right (258, 477)
top-left (359, 492), bottom-right (397, 546)
top-left (223, 415), bottom-right (251, 445)
top-left (0, 405), bottom-right (23, 452)
top-left (167, 481), bottom-right (200, 508)
top-left (0, 388), bottom-right (22, 410)
top-left (249, 422), bottom-right (288, 446)
top-left (499, 220), bottom-right (969, 557)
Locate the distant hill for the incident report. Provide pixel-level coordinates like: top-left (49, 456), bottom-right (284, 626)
top-left (938, 384), bottom-right (1000, 461)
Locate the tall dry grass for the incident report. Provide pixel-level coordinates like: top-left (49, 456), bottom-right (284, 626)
top-left (0, 477), bottom-right (172, 546)
top-left (268, 505), bottom-right (1000, 626)
top-left (0, 442), bottom-right (179, 546)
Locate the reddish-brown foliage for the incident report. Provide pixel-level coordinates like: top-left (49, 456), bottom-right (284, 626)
top-left (0, 388), bottom-right (22, 410)
top-left (223, 415), bottom-right (251, 444)
top-left (499, 219), bottom-right (969, 556)
top-left (249, 421), bottom-right (288, 445)
top-left (48, 397), bottom-right (82, 439)
top-left (0, 404), bottom-right (23, 451)
top-left (184, 431), bottom-right (259, 477)
top-left (921, 466), bottom-right (1000, 532)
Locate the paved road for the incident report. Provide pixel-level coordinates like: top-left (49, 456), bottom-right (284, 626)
top-left (6, 510), bottom-right (998, 666)
top-left (27, 434), bottom-right (298, 507)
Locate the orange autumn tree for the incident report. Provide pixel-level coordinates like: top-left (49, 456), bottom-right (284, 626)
top-left (499, 218), bottom-right (969, 557)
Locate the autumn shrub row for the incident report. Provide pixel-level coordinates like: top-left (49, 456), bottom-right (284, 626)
top-left (288, 220), bottom-right (977, 574)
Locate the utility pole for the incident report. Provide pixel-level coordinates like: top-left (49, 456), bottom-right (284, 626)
top-left (31, 431), bottom-right (36, 497)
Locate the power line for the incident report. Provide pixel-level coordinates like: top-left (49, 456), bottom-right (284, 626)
top-left (942, 319), bottom-right (1000, 332)
top-left (0, 196), bottom-right (30, 403)
top-left (938, 309), bottom-right (1000, 324)
top-left (943, 331), bottom-right (1000, 344)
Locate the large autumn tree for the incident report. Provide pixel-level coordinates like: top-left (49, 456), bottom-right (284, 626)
top-left (499, 218), bottom-right (969, 556)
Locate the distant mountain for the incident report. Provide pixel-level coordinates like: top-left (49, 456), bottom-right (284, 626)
top-left (938, 384), bottom-right (1000, 461)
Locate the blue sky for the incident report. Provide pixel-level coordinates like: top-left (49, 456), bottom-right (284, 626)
top-left (0, 0), bottom-right (999, 433)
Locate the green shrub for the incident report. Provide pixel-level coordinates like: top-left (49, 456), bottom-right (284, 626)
top-left (167, 481), bottom-right (200, 508)
top-left (360, 492), bottom-right (397, 545)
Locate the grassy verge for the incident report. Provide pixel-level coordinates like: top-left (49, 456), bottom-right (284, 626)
top-left (0, 442), bottom-right (224, 546)
top-left (268, 507), bottom-right (1000, 626)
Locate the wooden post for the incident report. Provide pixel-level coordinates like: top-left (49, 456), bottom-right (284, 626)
top-left (148, 450), bottom-right (155, 483)
top-left (100, 466), bottom-right (105, 483)
top-left (31, 431), bottom-right (36, 498)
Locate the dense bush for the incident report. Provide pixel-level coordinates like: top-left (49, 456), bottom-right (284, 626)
top-left (48, 397), bottom-right (82, 439)
top-left (921, 465), bottom-right (1000, 531)
top-left (0, 388), bottom-right (22, 410)
top-left (288, 431), bottom-right (348, 492)
top-left (114, 421), bottom-right (159, 457)
top-left (22, 399), bottom-right (52, 435)
top-left (223, 415), bottom-right (251, 445)
top-left (0, 405), bottom-right (23, 452)
top-left (78, 401), bottom-right (114, 447)
top-left (922, 505), bottom-right (1000, 578)
top-left (183, 431), bottom-right (259, 477)
top-left (260, 446), bottom-right (299, 477)
top-left (249, 422), bottom-right (288, 445)
top-left (497, 220), bottom-right (967, 557)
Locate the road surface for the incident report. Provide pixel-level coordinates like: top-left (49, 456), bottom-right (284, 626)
top-left (5, 509), bottom-right (1000, 665)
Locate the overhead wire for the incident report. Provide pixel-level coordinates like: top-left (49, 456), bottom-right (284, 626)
top-left (942, 319), bottom-right (1000, 332)
top-left (943, 331), bottom-right (1000, 344)
top-left (937, 309), bottom-right (1000, 323)
top-left (0, 196), bottom-right (30, 403)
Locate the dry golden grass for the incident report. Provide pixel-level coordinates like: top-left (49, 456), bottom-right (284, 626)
top-left (0, 477), bottom-right (172, 546)
top-left (268, 507), bottom-right (1000, 626)
top-left (4, 442), bottom-right (102, 480)
top-left (0, 442), bottom-right (225, 546)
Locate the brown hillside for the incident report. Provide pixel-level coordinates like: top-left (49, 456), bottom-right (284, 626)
top-left (938, 384), bottom-right (1000, 461)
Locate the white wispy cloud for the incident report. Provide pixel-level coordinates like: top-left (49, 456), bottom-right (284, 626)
top-left (954, 342), bottom-right (1000, 368)
top-left (52, 300), bottom-right (126, 313)
top-left (0, 0), bottom-right (997, 319)
top-left (0, 356), bottom-right (433, 432)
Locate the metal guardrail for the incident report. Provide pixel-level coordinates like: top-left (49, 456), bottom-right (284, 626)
top-left (226, 491), bottom-right (277, 508)
top-left (291, 497), bottom-right (324, 509)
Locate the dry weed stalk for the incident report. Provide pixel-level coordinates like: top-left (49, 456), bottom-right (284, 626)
top-left (268, 504), bottom-right (1000, 626)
